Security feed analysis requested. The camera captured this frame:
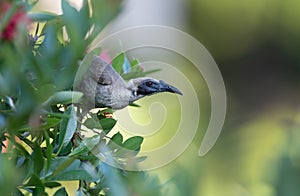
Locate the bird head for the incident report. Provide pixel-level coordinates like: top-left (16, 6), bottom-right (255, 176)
top-left (128, 77), bottom-right (183, 102)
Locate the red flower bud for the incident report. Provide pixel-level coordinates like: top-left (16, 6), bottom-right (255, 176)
top-left (0, 2), bottom-right (29, 41)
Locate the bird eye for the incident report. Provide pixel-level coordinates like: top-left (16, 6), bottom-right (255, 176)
top-left (146, 81), bottom-right (152, 87)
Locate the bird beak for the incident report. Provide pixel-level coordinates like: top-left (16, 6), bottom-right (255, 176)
top-left (159, 80), bottom-right (183, 95)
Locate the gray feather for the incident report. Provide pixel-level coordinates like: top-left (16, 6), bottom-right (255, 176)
top-left (78, 55), bottom-right (130, 109)
top-left (77, 55), bottom-right (182, 111)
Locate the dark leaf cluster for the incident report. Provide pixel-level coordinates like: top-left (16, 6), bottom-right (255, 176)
top-left (0, 0), bottom-right (164, 195)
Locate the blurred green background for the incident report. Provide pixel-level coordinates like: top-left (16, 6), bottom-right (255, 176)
top-left (180, 0), bottom-right (300, 195)
top-left (35, 0), bottom-right (300, 195)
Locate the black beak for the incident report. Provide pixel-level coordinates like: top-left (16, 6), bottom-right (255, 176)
top-left (159, 80), bottom-right (183, 95)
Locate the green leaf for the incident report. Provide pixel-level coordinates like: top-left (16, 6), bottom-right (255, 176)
top-left (33, 187), bottom-right (47, 196)
top-left (111, 52), bottom-right (125, 74)
top-left (99, 118), bottom-right (117, 134)
top-left (121, 69), bottom-right (161, 80)
top-left (51, 169), bottom-right (96, 182)
top-left (42, 91), bottom-right (83, 106)
top-left (89, 0), bottom-right (121, 39)
top-left (69, 135), bottom-right (100, 156)
top-left (28, 12), bottom-right (59, 22)
top-left (142, 69), bottom-right (162, 76)
top-left (129, 103), bottom-right (141, 108)
top-left (61, 0), bottom-right (91, 41)
top-left (107, 132), bottom-right (123, 149)
top-left (47, 157), bottom-right (77, 180)
top-left (18, 117), bottom-right (61, 132)
top-left (78, 0), bottom-right (90, 26)
top-left (32, 187), bottom-right (47, 196)
top-left (121, 71), bottom-right (141, 80)
top-left (83, 118), bottom-right (101, 129)
top-left (84, 116), bottom-right (116, 134)
top-left (58, 141), bottom-right (73, 156)
top-left (25, 174), bottom-right (44, 187)
top-left (69, 143), bottom-right (88, 157)
top-left (44, 131), bottom-right (53, 171)
top-left (61, 0), bottom-right (79, 25)
top-left (14, 188), bottom-right (24, 196)
top-left (131, 59), bottom-right (140, 67)
top-left (36, 84), bottom-right (57, 104)
top-left (38, 23), bottom-right (62, 66)
top-left (54, 187), bottom-right (68, 196)
top-left (44, 181), bottom-right (61, 188)
top-left (115, 136), bottom-right (144, 158)
top-left (33, 141), bottom-right (45, 175)
top-left (122, 136), bottom-right (143, 151)
top-left (88, 188), bottom-right (102, 196)
top-left (58, 105), bottom-right (77, 151)
top-left (43, 117), bottom-right (62, 130)
top-left (111, 132), bottom-right (123, 146)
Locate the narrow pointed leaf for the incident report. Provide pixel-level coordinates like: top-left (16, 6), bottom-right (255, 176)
top-left (111, 52), bottom-right (125, 74)
top-left (59, 105), bottom-right (77, 150)
top-left (44, 131), bottom-right (53, 171)
top-left (33, 141), bottom-right (44, 175)
top-left (69, 135), bottom-right (100, 156)
top-left (28, 12), bottom-right (59, 22)
top-left (44, 181), bottom-right (61, 188)
top-left (42, 91), bottom-right (83, 106)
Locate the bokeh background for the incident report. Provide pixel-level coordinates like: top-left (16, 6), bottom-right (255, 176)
top-left (35, 0), bottom-right (300, 195)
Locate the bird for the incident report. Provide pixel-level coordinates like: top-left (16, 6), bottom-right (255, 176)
top-left (77, 55), bottom-right (183, 111)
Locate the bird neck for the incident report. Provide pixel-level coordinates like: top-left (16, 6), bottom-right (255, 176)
top-left (127, 79), bottom-right (145, 103)
top-left (128, 89), bottom-right (144, 103)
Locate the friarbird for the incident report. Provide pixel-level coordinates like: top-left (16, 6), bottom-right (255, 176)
top-left (78, 55), bottom-right (182, 110)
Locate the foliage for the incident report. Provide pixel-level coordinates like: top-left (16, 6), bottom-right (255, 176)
top-left (0, 0), bottom-right (163, 195)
